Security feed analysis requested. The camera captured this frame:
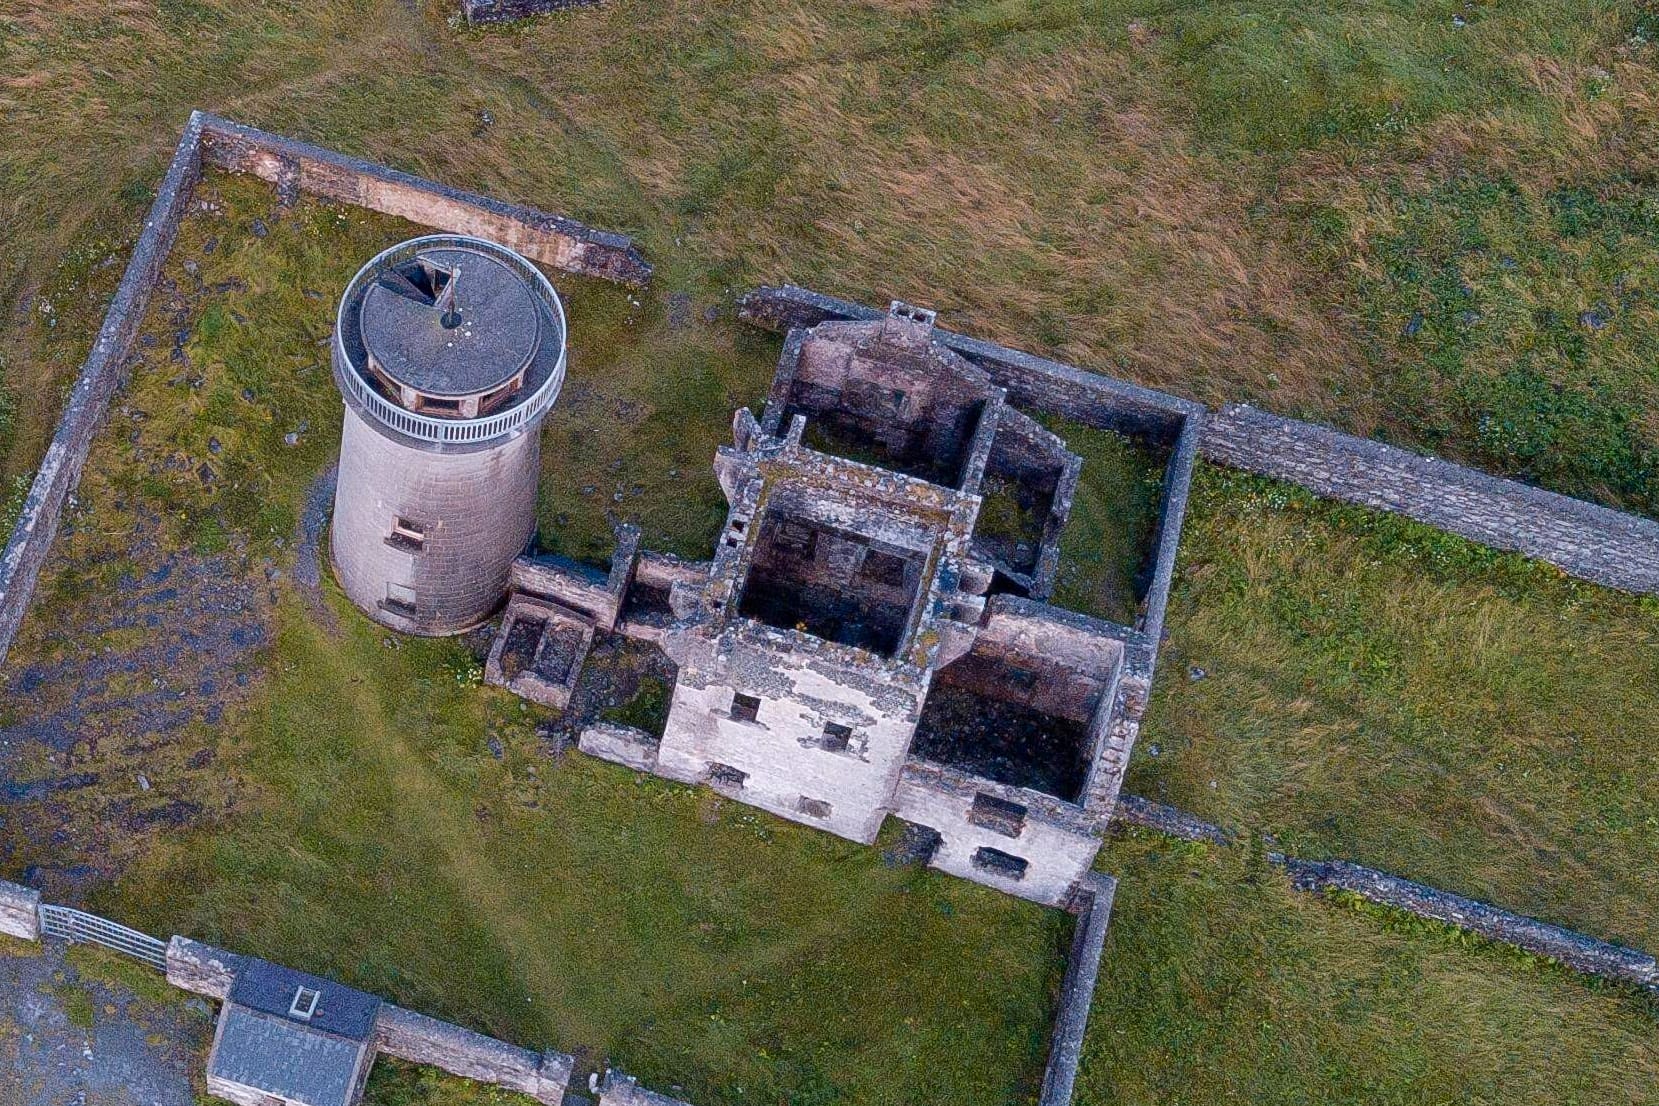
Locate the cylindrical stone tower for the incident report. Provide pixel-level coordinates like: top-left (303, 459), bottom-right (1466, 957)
top-left (330, 235), bottom-right (567, 635)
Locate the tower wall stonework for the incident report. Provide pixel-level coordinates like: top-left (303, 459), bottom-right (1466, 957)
top-left (331, 406), bottom-right (541, 635)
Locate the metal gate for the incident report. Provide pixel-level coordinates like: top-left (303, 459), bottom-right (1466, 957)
top-left (37, 904), bottom-right (167, 970)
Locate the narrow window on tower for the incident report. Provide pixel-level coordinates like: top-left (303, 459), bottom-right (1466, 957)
top-left (386, 516), bottom-right (427, 553)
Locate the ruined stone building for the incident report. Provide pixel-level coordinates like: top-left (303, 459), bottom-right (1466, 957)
top-left (330, 235), bottom-right (567, 635)
top-left (487, 304), bottom-right (1155, 907)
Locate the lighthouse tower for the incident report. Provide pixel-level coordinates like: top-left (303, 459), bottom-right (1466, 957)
top-left (329, 235), bottom-right (567, 635)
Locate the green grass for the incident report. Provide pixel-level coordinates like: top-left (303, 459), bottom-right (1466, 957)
top-left (1357, 173), bottom-right (1659, 513)
top-left (1134, 464), bottom-right (1659, 950)
top-left (1047, 418), bottom-right (1166, 626)
top-left (1079, 832), bottom-right (1659, 1106)
top-left (102, 591), bottom-right (1062, 1106)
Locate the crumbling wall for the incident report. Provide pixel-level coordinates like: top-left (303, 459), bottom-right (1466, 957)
top-left (375, 1003), bottom-right (574, 1105)
top-left (1038, 872), bottom-right (1117, 1106)
top-left (598, 1070), bottom-right (698, 1106)
top-left (0, 113), bottom-right (203, 667)
top-left (741, 286), bottom-right (1201, 440)
top-left (1201, 404), bottom-right (1659, 595)
top-left (579, 721), bottom-right (661, 772)
top-left (656, 630), bottom-right (928, 845)
top-left (197, 114), bottom-right (650, 286)
top-left (763, 317), bottom-right (1002, 488)
top-left (166, 936), bottom-right (246, 1000)
top-left (891, 761), bottom-right (1102, 908)
top-left (0, 879), bottom-right (41, 941)
top-left (462, 0), bottom-right (601, 24)
top-left (1283, 859), bottom-right (1659, 990)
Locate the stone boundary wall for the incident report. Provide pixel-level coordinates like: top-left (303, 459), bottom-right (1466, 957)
top-left (1140, 416), bottom-right (1199, 652)
top-left (463, 0), bottom-right (601, 23)
top-left (196, 113), bottom-right (650, 286)
top-left (376, 1002), bottom-right (574, 1104)
top-left (1202, 404), bottom-right (1659, 595)
top-left (1283, 858), bottom-right (1659, 991)
top-left (0, 113), bottom-right (204, 669)
top-left (0, 878), bottom-right (41, 941)
top-left (0, 110), bottom-right (652, 667)
top-left (1112, 795), bottom-right (1659, 993)
top-left (1038, 871), bottom-right (1117, 1106)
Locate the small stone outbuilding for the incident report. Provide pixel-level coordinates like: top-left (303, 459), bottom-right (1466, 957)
top-left (206, 958), bottom-right (382, 1106)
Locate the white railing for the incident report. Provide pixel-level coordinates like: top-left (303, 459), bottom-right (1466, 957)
top-left (334, 234), bottom-right (567, 447)
top-left (37, 904), bottom-right (168, 970)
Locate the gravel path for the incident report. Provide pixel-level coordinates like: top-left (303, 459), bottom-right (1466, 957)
top-left (0, 942), bottom-right (211, 1106)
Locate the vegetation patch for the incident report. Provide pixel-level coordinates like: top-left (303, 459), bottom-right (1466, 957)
top-left (1135, 464), bottom-right (1659, 951)
top-left (1360, 173), bottom-right (1659, 515)
top-left (1046, 418), bottom-right (1166, 626)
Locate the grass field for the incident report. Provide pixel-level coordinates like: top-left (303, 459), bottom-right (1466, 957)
top-left (1135, 464), bottom-right (1659, 951)
top-left (5, 2), bottom-right (1659, 518)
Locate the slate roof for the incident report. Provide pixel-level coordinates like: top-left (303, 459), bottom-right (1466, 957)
top-left (209, 1006), bottom-right (367, 1106)
top-left (228, 958), bottom-right (381, 1041)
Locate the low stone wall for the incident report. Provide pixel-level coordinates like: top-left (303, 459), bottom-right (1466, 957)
top-left (1283, 858), bottom-right (1659, 991)
top-left (598, 1070), bottom-right (698, 1106)
top-left (1038, 871), bottom-right (1117, 1106)
top-left (197, 114), bottom-right (650, 287)
top-left (1111, 794), bottom-right (1230, 846)
top-left (375, 1003), bottom-right (573, 1105)
top-left (1112, 796), bottom-right (1659, 992)
top-left (1140, 416), bottom-right (1200, 651)
top-left (165, 936), bottom-right (245, 1000)
top-left (0, 879), bottom-right (41, 942)
top-left (1202, 404), bottom-right (1659, 595)
top-left (0, 114), bottom-right (204, 668)
top-left (463, 0), bottom-right (601, 23)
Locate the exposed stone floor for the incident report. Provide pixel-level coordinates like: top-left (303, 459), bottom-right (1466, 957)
top-left (0, 942), bottom-right (209, 1106)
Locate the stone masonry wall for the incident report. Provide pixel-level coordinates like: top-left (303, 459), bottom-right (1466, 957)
top-left (0, 879), bottom-right (41, 942)
top-left (1038, 872), bottom-right (1116, 1106)
top-left (462, 0), bottom-right (601, 24)
top-left (375, 1003), bottom-right (574, 1105)
top-left (599, 1070), bottom-right (698, 1106)
top-left (197, 114), bottom-right (650, 286)
top-left (1283, 858), bottom-right (1659, 991)
top-left (740, 285), bottom-right (1201, 440)
top-left (0, 114), bottom-right (203, 669)
top-left (1202, 404), bottom-right (1659, 595)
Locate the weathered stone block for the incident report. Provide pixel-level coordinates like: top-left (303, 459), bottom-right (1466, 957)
top-left (0, 879), bottom-right (41, 942)
top-left (375, 1003), bottom-right (573, 1104)
top-left (578, 722), bottom-right (660, 772)
top-left (165, 936), bottom-right (245, 1000)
